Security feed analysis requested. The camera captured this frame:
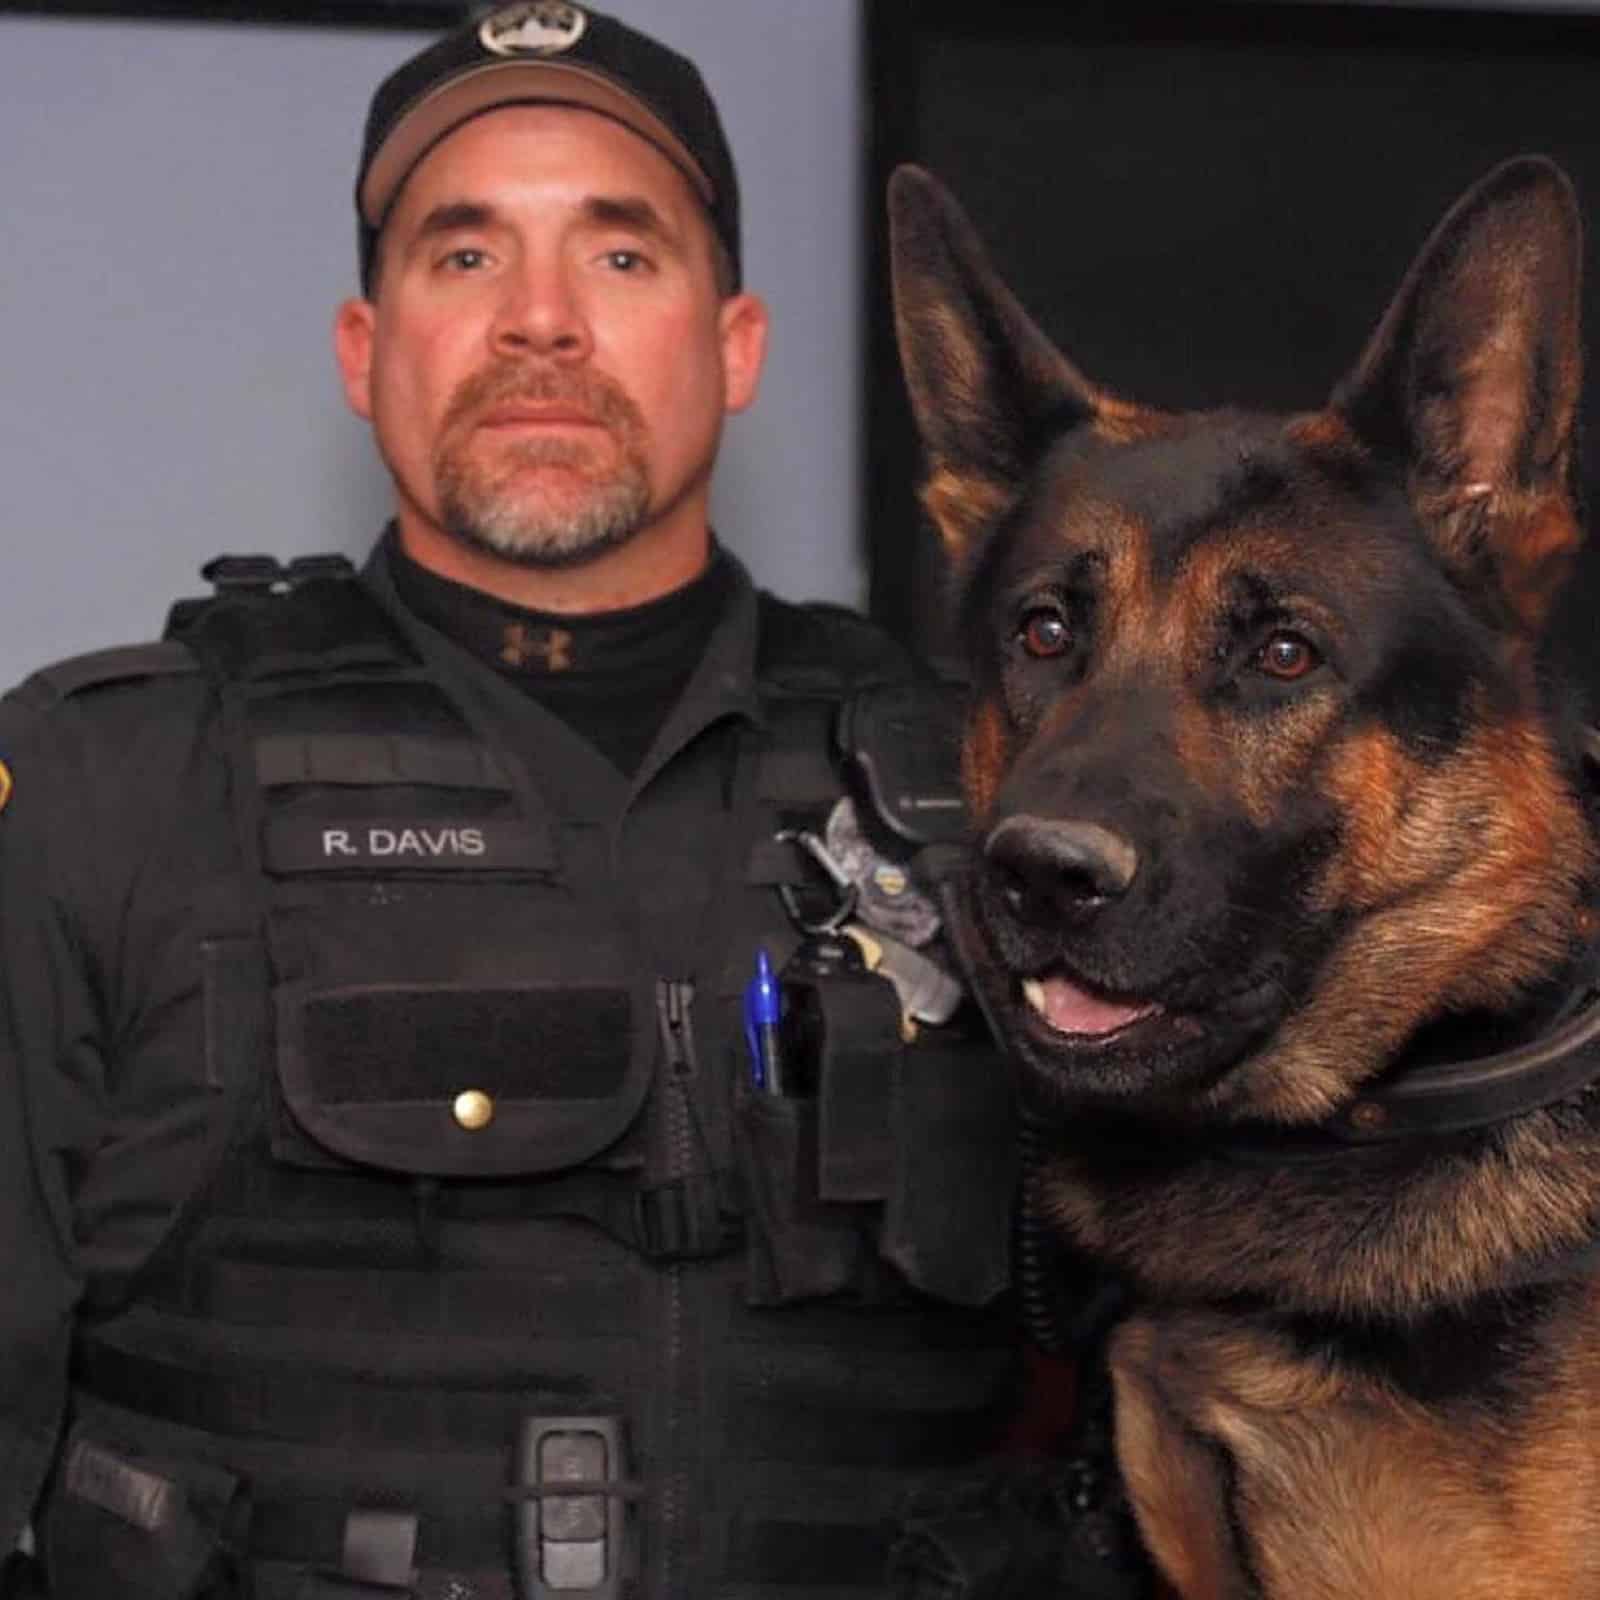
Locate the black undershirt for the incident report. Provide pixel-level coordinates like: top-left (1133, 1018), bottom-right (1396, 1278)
top-left (389, 538), bottom-right (732, 778)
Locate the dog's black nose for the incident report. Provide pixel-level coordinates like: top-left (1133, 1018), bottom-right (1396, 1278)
top-left (984, 815), bottom-right (1139, 921)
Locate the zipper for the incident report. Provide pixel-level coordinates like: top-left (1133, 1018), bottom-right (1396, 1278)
top-left (654, 977), bottom-right (698, 1598)
top-left (657, 977), bottom-right (698, 1179)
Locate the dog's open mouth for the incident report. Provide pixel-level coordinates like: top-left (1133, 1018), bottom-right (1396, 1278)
top-left (1019, 970), bottom-right (1164, 1041)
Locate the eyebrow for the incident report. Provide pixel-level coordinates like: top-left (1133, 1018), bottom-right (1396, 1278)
top-left (583, 195), bottom-right (677, 244)
top-left (403, 194), bottom-right (683, 256)
top-left (410, 200), bottom-right (498, 244)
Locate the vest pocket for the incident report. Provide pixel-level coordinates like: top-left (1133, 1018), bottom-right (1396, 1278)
top-left (736, 1088), bottom-right (873, 1303)
top-left (735, 959), bottom-right (1015, 1308)
top-left (272, 973), bottom-right (656, 1178)
top-left (42, 1425), bottom-right (243, 1600)
top-left (878, 1028), bottom-right (1017, 1306)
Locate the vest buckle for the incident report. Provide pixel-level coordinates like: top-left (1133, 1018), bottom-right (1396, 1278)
top-left (632, 1174), bottom-right (733, 1261)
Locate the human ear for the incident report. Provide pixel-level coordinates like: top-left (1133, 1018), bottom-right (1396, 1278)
top-left (332, 297), bottom-right (378, 421)
top-left (719, 292), bottom-right (770, 415)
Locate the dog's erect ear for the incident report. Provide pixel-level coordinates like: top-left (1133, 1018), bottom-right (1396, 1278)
top-left (890, 166), bottom-right (1101, 566)
top-left (1331, 156), bottom-right (1584, 634)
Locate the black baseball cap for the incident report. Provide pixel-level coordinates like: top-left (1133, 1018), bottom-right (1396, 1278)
top-left (356, 2), bottom-right (741, 293)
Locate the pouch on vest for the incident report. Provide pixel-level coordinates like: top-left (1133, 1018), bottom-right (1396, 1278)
top-left (735, 938), bottom-right (1013, 1307)
top-left (42, 1425), bottom-right (243, 1600)
top-left (273, 968), bottom-right (657, 1178)
top-left (236, 669), bottom-right (654, 1182)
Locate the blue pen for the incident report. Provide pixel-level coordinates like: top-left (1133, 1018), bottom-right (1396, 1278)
top-left (742, 947), bottom-right (785, 1095)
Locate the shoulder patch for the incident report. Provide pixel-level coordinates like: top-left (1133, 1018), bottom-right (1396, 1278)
top-left (17, 640), bottom-right (199, 707)
top-left (0, 757), bottom-right (12, 814)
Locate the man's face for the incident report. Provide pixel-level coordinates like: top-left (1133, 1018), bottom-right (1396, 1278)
top-left (336, 104), bottom-right (766, 577)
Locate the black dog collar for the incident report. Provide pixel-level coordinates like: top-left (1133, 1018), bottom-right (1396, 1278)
top-left (1223, 731), bottom-right (1600, 1164)
top-left (1223, 968), bottom-right (1600, 1160)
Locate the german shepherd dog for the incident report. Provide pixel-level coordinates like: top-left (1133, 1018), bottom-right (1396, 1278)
top-left (890, 158), bottom-right (1600, 1596)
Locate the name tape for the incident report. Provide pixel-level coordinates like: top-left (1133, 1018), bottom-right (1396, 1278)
top-left (263, 817), bottom-right (554, 874)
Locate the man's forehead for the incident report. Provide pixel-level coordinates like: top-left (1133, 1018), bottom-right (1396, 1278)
top-left (387, 101), bottom-right (704, 228)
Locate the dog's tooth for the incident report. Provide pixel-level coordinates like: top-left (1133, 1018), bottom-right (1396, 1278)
top-left (1022, 977), bottom-right (1047, 1016)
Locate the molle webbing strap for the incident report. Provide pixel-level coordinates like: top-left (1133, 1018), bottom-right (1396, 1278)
top-left (254, 730), bottom-right (511, 791)
top-left (752, 590), bottom-right (917, 815)
top-left (451, 1168), bottom-right (733, 1261)
top-left (79, 1317), bottom-right (1009, 1467)
top-left (65, 1399), bottom-right (899, 1593)
top-left (84, 934), bottom-right (272, 1317)
top-left (754, 696), bottom-right (843, 814)
top-left (176, 576), bottom-right (417, 684)
top-left (753, 592), bottom-right (911, 696)
top-left (77, 1345), bottom-right (604, 1458)
top-left (813, 973), bottom-right (903, 1202)
top-left (745, 693), bottom-right (849, 915)
top-left (724, 1520), bottom-right (889, 1588)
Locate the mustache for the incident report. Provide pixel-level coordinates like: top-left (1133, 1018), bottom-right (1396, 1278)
top-left (440, 361), bottom-right (645, 438)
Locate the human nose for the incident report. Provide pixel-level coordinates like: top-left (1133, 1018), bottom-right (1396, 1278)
top-left (488, 256), bottom-right (592, 363)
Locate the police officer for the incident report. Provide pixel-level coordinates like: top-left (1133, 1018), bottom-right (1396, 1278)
top-left (0, 6), bottom-right (1023, 1597)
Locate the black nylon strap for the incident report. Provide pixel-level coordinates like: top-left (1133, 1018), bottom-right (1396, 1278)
top-left (75, 1345), bottom-right (581, 1453)
top-left (252, 1497), bottom-right (500, 1577)
top-left (293, 1572), bottom-right (397, 1600)
top-left (724, 1518), bottom-right (888, 1586)
top-left (63, 1440), bottom-right (179, 1534)
top-left (814, 974), bottom-right (904, 1203)
top-left (88, 934), bottom-right (271, 1316)
top-left (254, 731), bottom-right (511, 790)
top-left (179, 577), bottom-right (415, 683)
top-left (264, 1565), bottom-right (510, 1600)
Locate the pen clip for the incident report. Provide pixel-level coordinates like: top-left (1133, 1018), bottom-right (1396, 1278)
top-left (743, 947), bottom-right (781, 1091)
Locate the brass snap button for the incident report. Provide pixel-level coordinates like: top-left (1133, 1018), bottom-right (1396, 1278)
top-left (453, 1089), bottom-right (495, 1131)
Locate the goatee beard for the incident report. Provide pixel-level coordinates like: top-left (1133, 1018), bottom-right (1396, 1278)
top-left (432, 362), bottom-right (651, 570)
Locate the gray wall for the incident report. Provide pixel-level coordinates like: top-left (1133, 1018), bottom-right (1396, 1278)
top-left (0, 5), bottom-right (863, 687)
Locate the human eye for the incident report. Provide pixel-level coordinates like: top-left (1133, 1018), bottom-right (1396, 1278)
top-left (436, 244), bottom-right (494, 274)
top-left (598, 246), bottom-right (654, 275)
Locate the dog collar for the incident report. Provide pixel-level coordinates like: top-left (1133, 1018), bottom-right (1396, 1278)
top-left (1215, 938), bottom-right (1600, 1165)
top-left (1246, 983), bottom-right (1600, 1153)
top-left (1224, 736), bottom-right (1600, 1164)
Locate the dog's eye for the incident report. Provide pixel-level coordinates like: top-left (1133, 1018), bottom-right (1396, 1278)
top-left (1019, 609), bottom-right (1071, 659)
top-left (1256, 631), bottom-right (1320, 680)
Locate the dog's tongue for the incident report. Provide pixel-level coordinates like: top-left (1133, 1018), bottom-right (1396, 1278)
top-left (1022, 974), bottom-right (1156, 1037)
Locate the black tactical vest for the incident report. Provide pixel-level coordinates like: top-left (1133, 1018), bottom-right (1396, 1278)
top-left (45, 571), bottom-right (1018, 1600)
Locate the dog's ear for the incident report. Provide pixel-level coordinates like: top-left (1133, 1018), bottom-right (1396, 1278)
top-left (1331, 156), bottom-right (1584, 634)
top-left (889, 166), bottom-right (1101, 567)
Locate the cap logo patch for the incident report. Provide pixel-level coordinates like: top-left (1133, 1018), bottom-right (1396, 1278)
top-left (479, 2), bottom-right (588, 58)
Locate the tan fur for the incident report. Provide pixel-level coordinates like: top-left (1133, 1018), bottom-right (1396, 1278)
top-left (961, 698), bottom-right (1012, 825)
top-left (1282, 411), bottom-right (1368, 455)
top-left (922, 464), bottom-right (1017, 563)
top-left (1091, 395), bottom-right (1175, 448)
top-left (1112, 1301), bottom-right (1600, 1599)
top-left (1167, 527), bottom-right (1357, 833)
top-left (1047, 1101), bottom-right (1600, 1320)
top-left (1223, 708), bottom-right (1596, 1124)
